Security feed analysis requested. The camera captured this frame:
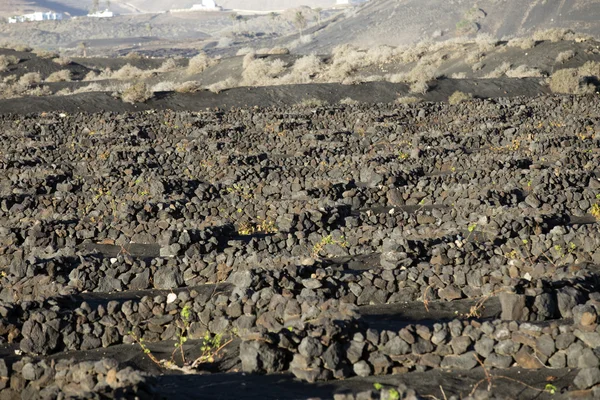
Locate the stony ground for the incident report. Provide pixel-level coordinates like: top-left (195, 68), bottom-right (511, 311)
top-left (2, 94), bottom-right (600, 399)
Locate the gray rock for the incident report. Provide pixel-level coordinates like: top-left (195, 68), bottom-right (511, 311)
top-left (383, 336), bottom-right (410, 356)
top-left (499, 293), bottom-right (527, 321)
top-left (573, 304), bottom-right (597, 326)
top-left (153, 267), bottom-right (183, 289)
top-left (484, 353), bottom-right (513, 369)
top-left (346, 340), bottom-right (366, 363)
top-left (301, 278), bottom-right (322, 289)
top-left (353, 360), bottom-right (372, 377)
top-left (360, 167), bottom-right (383, 188)
top-left (368, 352), bottom-right (392, 375)
top-left (533, 293), bottom-right (556, 320)
top-left (322, 343), bottom-right (343, 371)
top-left (239, 341), bottom-right (287, 374)
top-left (450, 336), bottom-right (472, 355)
top-left (228, 271), bottom-right (253, 289)
top-left (494, 339), bottom-right (520, 356)
top-left (440, 351), bottom-right (478, 370)
top-left (557, 287), bottom-right (584, 318)
top-left (299, 337), bottom-right (323, 359)
top-left (548, 351), bottom-right (566, 368)
top-left (474, 337), bottom-right (495, 358)
top-left (578, 348), bottom-right (599, 368)
top-left (574, 367), bottom-right (600, 389)
top-left (574, 330), bottom-right (600, 348)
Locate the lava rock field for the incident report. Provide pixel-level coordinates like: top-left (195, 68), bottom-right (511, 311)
top-left (2, 95), bottom-right (600, 399)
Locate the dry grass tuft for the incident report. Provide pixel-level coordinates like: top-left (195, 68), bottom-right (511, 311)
top-left (549, 68), bottom-right (596, 94)
top-left (206, 78), bottom-right (237, 93)
top-left (339, 97), bottom-right (359, 105)
top-left (45, 69), bottom-right (72, 82)
top-left (505, 65), bottom-right (543, 78)
top-left (507, 37), bottom-right (536, 49)
top-left (242, 58), bottom-right (286, 86)
top-left (448, 91), bottom-right (472, 104)
top-left (151, 81), bottom-right (177, 92)
top-left (158, 58), bottom-right (178, 72)
top-left (533, 28), bottom-right (575, 43)
top-left (555, 50), bottom-right (575, 64)
top-left (0, 55), bottom-right (19, 72)
top-left (484, 61), bottom-right (512, 78)
top-left (187, 52), bottom-right (216, 75)
top-left (33, 49), bottom-right (58, 59)
top-left (19, 72), bottom-right (42, 86)
top-left (396, 95), bottom-right (422, 104)
top-left (121, 82), bottom-right (153, 103)
top-left (111, 64), bottom-right (149, 81)
top-left (175, 81), bottom-right (203, 93)
top-left (297, 97), bottom-right (328, 107)
top-left (52, 56), bottom-right (72, 66)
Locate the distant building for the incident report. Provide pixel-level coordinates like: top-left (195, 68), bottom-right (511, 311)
top-left (8, 11), bottom-right (63, 23)
top-left (171, 0), bottom-right (222, 13)
top-left (87, 9), bottom-right (114, 18)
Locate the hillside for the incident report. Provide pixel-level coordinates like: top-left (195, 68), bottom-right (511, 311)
top-left (297, 0), bottom-right (600, 53)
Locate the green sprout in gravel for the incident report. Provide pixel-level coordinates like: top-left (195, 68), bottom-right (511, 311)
top-left (312, 234), bottom-right (349, 258)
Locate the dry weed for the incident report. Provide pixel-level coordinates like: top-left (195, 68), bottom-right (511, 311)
top-left (45, 69), bottom-right (72, 82)
top-left (121, 82), bottom-right (153, 103)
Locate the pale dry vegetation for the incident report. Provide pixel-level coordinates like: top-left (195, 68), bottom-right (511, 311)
top-left (448, 91), bottom-right (472, 104)
top-left (187, 53), bottom-right (217, 75)
top-left (484, 61), bottom-right (512, 78)
top-left (45, 69), bottom-right (72, 82)
top-left (207, 78), bottom-right (237, 94)
top-left (19, 72), bottom-right (42, 86)
top-left (505, 65), bottom-right (543, 78)
top-left (396, 95), bottom-right (422, 104)
top-left (556, 50), bottom-right (575, 64)
top-left (121, 82), bottom-right (153, 104)
top-left (0, 55), bottom-right (20, 72)
top-left (52, 56), bottom-right (72, 66)
top-left (507, 37), bottom-right (536, 49)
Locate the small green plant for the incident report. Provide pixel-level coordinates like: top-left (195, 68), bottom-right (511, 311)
top-left (237, 217), bottom-right (278, 235)
top-left (397, 151), bottom-right (409, 160)
top-left (545, 383), bottom-right (557, 395)
top-left (172, 304), bottom-right (192, 363)
top-left (312, 234), bottom-right (349, 257)
top-left (591, 203), bottom-right (600, 220)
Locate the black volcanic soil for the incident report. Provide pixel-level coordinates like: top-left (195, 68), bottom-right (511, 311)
top-left (1, 93), bottom-right (600, 399)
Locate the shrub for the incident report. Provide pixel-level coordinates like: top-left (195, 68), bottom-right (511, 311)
top-left (121, 82), bottom-right (153, 103)
top-left (268, 47), bottom-right (290, 55)
top-left (19, 72), bottom-right (42, 86)
top-left (175, 81), bottom-right (203, 93)
top-left (579, 61), bottom-right (600, 78)
top-left (236, 47), bottom-right (254, 56)
top-left (45, 69), bottom-right (72, 82)
top-left (157, 58), bottom-right (178, 72)
top-left (533, 28), bottom-right (574, 43)
top-left (484, 61), bottom-right (511, 78)
top-left (83, 71), bottom-right (99, 81)
top-left (549, 68), bottom-right (595, 94)
top-left (396, 96), bottom-right (422, 104)
top-left (53, 56), bottom-right (72, 66)
top-left (33, 49), bottom-right (58, 59)
top-left (339, 97), bottom-right (359, 105)
top-left (279, 54), bottom-right (322, 84)
top-left (206, 78), bottom-right (237, 93)
top-left (505, 65), bottom-right (543, 78)
top-left (555, 50), bottom-right (575, 64)
top-left (12, 44), bottom-right (32, 52)
top-left (111, 64), bottom-right (147, 80)
top-left (28, 85), bottom-right (52, 96)
top-left (451, 72), bottom-right (467, 79)
top-left (73, 83), bottom-right (103, 93)
top-left (472, 61), bottom-right (485, 71)
top-left (0, 55), bottom-right (20, 72)
top-left (125, 51), bottom-right (142, 59)
top-left (409, 80), bottom-right (429, 94)
top-left (187, 52), bottom-right (215, 75)
top-left (448, 91), bottom-right (472, 104)
top-left (242, 58), bottom-right (286, 86)
top-left (151, 81), bottom-right (177, 92)
top-left (242, 52), bottom-right (256, 69)
top-left (216, 37), bottom-right (233, 48)
top-left (507, 37), bottom-right (536, 49)
top-left (297, 97), bottom-right (328, 107)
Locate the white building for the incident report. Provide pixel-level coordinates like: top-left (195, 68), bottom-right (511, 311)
top-left (87, 9), bottom-right (114, 18)
top-left (8, 11), bottom-right (63, 23)
top-left (172, 0), bottom-right (222, 12)
top-left (191, 0), bottom-right (221, 10)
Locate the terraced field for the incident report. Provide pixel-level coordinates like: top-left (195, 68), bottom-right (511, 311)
top-left (2, 94), bottom-right (600, 399)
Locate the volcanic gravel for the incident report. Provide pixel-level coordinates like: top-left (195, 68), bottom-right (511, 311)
top-left (2, 94), bottom-right (600, 399)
